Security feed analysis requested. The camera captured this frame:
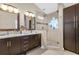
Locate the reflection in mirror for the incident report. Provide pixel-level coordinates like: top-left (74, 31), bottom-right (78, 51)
top-left (0, 4), bottom-right (20, 31)
top-left (24, 11), bottom-right (36, 30)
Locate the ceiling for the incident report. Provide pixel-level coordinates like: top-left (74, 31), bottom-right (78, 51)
top-left (35, 3), bottom-right (76, 14)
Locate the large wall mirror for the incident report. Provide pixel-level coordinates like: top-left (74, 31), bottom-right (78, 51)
top-left (0, 4), bottom-right (20, 31)
top-left (24, 11), bottom-right (36, 30)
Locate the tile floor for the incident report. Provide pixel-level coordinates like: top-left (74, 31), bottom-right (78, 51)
top-left (26, 47), bottom-right (77, 55)
top-left (26, 47), bottom-right (47, 55)
top-left (42, 50), bottom-right (77, 55)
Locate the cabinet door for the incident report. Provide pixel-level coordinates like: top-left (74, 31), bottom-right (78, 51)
top-left (34, 34), bottom-right (41, 46)
top-left (75, 4), bottom-right (79, 53)
top-left (0, 39), bottom-right (8, 55)
top-left (28, 35), bottom-right (36, 50)
top-left (63, 5), bottom-right (76, 53)
top-left (28, 34), bottom-right (41, 50)
top-left (8, 37), bottom-right (20, 55)
top-left (21, 36), bottom-right (29, 53)
top-left (37, 34), bottom-right (41, 46)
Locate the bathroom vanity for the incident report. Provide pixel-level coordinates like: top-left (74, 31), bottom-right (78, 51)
top-left (0, 33), bottom-right (41, 55)
top-left (0, 4), bottom-right (42, 55)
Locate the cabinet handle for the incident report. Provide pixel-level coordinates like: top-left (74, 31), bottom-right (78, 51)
top-left (24, 41), bottom-right (28, 44)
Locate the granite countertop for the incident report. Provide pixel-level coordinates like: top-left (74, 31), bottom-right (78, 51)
top-left (0, 32), bottom-right (41, 39)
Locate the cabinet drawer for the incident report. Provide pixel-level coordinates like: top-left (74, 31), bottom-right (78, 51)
top-left (24, 41), bottom-right (29, 44)
top-left (24, 44), bottom-right (29, 47)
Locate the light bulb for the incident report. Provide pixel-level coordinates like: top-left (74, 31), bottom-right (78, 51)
top-left (14, 8), bottom-right (19, 13)
top-left (32, 14), bottom-right (35, 17)
top-left (0, 4), bottom-right (8, 11)
top-left (25, 11), bottom-right (29, 16)
top-left (29, 13), bottom-right (32, 17)
top-left (8, 6), bottom-right (13, 12)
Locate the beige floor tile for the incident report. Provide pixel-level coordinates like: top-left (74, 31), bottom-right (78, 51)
top-left (42, 50), bottom-right (77, 55)
top-left (26, 47), bottom-right (77, 55)
top-left (26, 47), bottom-right (47, 55)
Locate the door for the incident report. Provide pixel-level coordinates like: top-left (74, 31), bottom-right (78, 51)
top-left (0, 39), bottom-right (9, 55)
top-left (63, 5), bottom-right (76, 52)
top-left (75, 4), bottom-right (79, 53)
top-left (8, 37), bottom-right (21, 55)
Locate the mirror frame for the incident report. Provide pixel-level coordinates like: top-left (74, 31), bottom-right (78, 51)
top-left (0, 13), bottom-right (20, 31)
top-left (0, 4), bottom-right (20, 31)
top-left (24, 14), bottom-right (36, 30)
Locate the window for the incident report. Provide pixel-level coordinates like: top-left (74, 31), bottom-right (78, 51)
top-left (48, 17), bottom-right (58, 30)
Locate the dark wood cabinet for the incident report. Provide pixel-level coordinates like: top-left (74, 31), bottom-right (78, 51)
top-left (8, 37), bottom-right (21, 55)
top-left (75, 4), bottom-right (79, 54)
top-left (0, 34), bottom-right (41, 55)
top-left (0, 39), bottom-right (9, 55)
top-left (28, 34), bottom-right (41, 50)
top-left (63, 5), bottom-right (76, 53)
top-left (64, 4), bottom-right (79, 54)
top-left (0, 37), bottom-right (21, 55)
top-left (21, 34), bottom-right (41, 54)
top-left (21, 36), bottom-right (29, 54)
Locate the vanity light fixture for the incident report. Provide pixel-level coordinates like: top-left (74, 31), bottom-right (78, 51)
top-left (29, 13), bottom-right (33, 17)
top-left (13, 8), bottom-right (19, 13)
top-left (32, 14), bottom-right (35, 17)
top-left (25, 10), bottom-right (36, 17)
top-left (0, 4), bottom-right (19, 14)
top-left (0, 4), bottom-right (8, 11)
top-left (8, 6), bottom-right (14, 12)
top-left (25, 11), bottom-right (29, 16)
